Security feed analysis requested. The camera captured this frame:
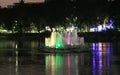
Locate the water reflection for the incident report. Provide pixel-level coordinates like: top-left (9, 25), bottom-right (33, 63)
top-left (0, 40), bottom-right (40, 50)
top-left (46, 54), bottom-right (70, 75)
top-left (46, 54), bottom-right (63, 75)
top-left (45, 42), bottom-right (113, 75)
top-left (0, 40), bottom-right (16, 49)
top-left (0, 40), bottom-right (119, 75)
top-left (45, 54), bottom-right (90, 75)
top-left (15, 44), bottom-right (18, 75)
top-left (92, 42), bottom-right (111, 75)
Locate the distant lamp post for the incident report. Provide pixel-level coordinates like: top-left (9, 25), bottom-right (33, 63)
top-left (12, 20), bottom-right (18, 33)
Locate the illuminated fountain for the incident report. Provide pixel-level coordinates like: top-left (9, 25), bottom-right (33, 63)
top-left (45, 26), bottom-right (84, 49)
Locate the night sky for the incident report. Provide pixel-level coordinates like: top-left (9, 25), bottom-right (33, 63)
top-left (0, 0), bottom-right (45, 7)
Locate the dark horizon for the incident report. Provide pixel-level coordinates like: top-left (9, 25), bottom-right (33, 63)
top-left (1, 0), bottom-right (120, 8)
top-left (0, 0), bottom-right (120, 34)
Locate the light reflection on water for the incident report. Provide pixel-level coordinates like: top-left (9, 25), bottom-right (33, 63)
top-left (92, 42), bottom-right (111, 75)
top-left (0, 40), bottom-right (119, 75)
top-left (45, 42), bottom-right (114, 75)
top-left (45, 54), bottom-right (80, 75)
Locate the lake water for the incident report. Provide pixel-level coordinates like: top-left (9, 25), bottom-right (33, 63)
top-left (0, 40), bottom-right (120, 75)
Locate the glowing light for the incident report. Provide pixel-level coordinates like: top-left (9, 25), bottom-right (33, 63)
top-left (66, 32), bottom-right (71, 45)
top-left (52, 28), bottom-right (56, 31)
top-left (0, 29), bottom-right (8, 33)
top-left (45, 38), bottom-right (51, 47)
top-left (45, 32), bottom-right (65, 48)
top-left (67, 54), bottom-right (70, 75)
top-left (92, 42), bottom-right (111, 75)
top-left (15, 44), bottom-right (18, 49)
top-left (90, 28), bottom-right (95, 32)
top-left (56, 54), bottom-right (63, 68)
top-left (90, 18), bottom-right (114, 32)
top-left (45, 54), bottom-right (63, 75)
top-left (15, 49), bottom-right (18, 75)
top-left (55, 32), bottom-right (64, 48)
top-left (45, 27), bottom-right (84, 49)
top-left (98, 25), bottom-right (103, 32)
top-left (45, 26), bottom-right (51, 31)
top-left (50, 32), bottom-right (57, 47)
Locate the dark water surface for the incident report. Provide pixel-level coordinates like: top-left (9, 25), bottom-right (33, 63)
top-left (0, 40), bottom-right (120, 75)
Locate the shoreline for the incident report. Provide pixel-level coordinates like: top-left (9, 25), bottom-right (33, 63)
top-left (78, 31), bottom-right (120, 42)
top-left (0, 31), bottom-right (120, 42)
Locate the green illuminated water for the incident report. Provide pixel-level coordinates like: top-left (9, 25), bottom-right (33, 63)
top-left (55, 33), bottom-right (65, 48)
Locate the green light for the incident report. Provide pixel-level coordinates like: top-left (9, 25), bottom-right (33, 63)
top-left (45, 32), bottom-right (65, 49)
top-left (55, 32), bottom-right (64, 49)
top-left (55, 44), bottom-right (61, 48)
top-left (56, 54), bottom-right (63, 68)
top-left (45, 56), bottom-right (48, 68)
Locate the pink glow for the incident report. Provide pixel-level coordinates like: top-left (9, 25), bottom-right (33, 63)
top-left (0, 0), bottom-right (44, 7)
top-left (67, 55), bottom-right (71, 75)
top-left (67, 55), bottom-right (70, 67)
top-left (0, 0), bottom-right (18, 7)
top-left (24, 0), bottom-right (44, 3)
top-left (66, 37), bottom-right (71, 45)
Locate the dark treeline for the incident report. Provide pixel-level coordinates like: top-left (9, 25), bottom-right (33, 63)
top-left (0, 0), bottom-right (120, 33)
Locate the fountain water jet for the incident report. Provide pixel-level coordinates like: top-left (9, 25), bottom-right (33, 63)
top-left (45, 27), bottom-right (84, 49)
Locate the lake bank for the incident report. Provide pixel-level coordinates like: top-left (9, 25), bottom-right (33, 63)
top-left (78, 31), bottom-right (120, 42)
top-left (0, 31), bottom-right (120, 42)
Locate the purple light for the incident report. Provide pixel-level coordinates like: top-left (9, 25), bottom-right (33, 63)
top-left (92, 43), bottom-right (96, 50)
top-left (90, 19), bottom-right (114, 32)
top-left (92, 42), bottom-right (111, 75)
top-left (92, 43), bottom-right (103, 75)
top-left (93, 51), bottom-right (96, 75)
